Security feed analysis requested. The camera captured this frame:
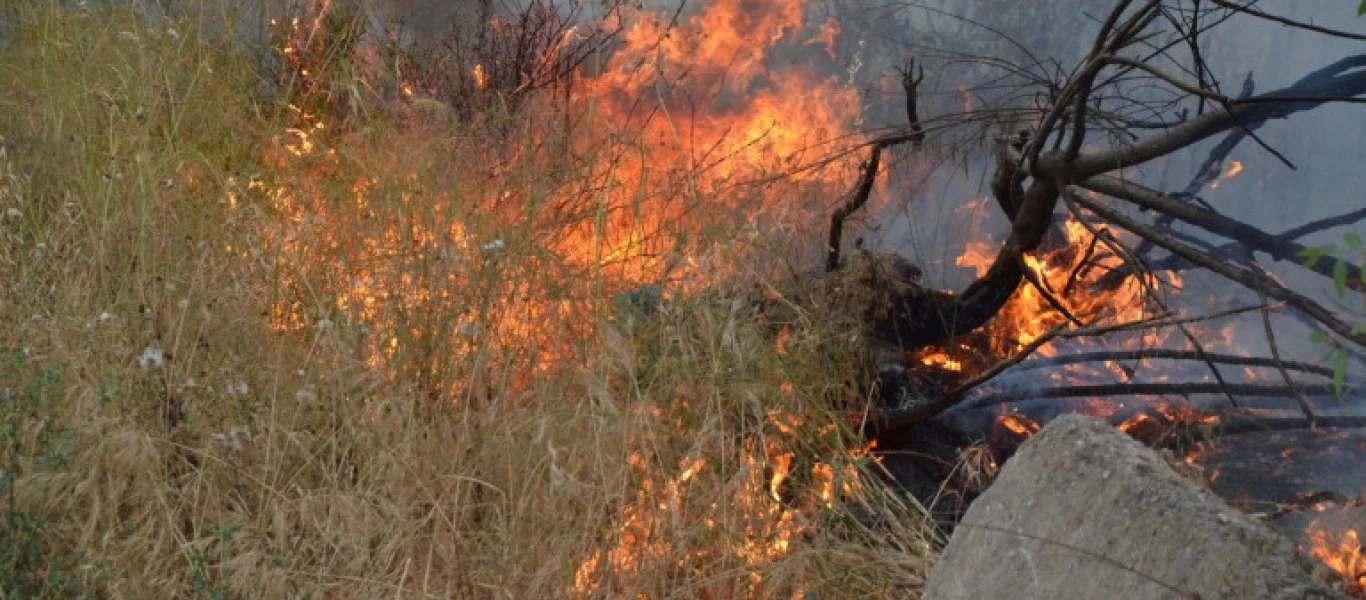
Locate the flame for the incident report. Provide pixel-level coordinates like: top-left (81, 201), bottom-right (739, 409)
top-left (471, 63), bottom-right (487, 89)
top-left (802, 16), bottom-right (840, 60)
top-left (250, 0), bottom-right (881, 594)
top-left (994, 413), bottom-right (1041, 437)
top-left (1209, 159), bottom-right (1243, 190)
top-left (259, 0), bottom-right (862, 381)
top-left (918, 351), bottom-right (962, 372)
top-left (1305, 520), bottom-right (1365, 594)
top-left (958, 84), bottom-right (975, 113)
top-left (947, 217), bottom-right (1163, 358)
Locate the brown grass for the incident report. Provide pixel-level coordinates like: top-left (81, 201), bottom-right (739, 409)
top-left (0, 1), bottom-right (934, 597)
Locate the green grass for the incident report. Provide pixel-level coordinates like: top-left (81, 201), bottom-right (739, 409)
top-left (0, 1), bottom-right (933, 597)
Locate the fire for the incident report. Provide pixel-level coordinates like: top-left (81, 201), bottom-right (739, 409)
top-left (1209, 159), bottom-right (1244, 190)
top-left (570, 407), bottom-right (871, 596)
top-left (995, 413), bottom-right (1041, 437)
top-left (258, 0), bottom-right (862, 379)
top-left (803, 16), bottom-right (840, 60)
top-left (1306, 520), bottom-right (1365, 594)
top-left (947, 217), bottom-right (1163, 358)
top-left (958, 84), bottom-right (975, 113)
top-left (918, 351), bottom-right (962, 372)
top-left (252, 0), bottom-right (878, 593)
top-left (471, 63), bottom-right (487, 89)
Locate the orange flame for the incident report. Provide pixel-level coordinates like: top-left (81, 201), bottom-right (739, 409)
top-left (471, 63), bottom-right (487, 89)
top-left (1306, 520), bottom-right (1365, 594)
top-left (1209, 159), bottom-right (1243, 190)
top-left (802, 16), bottom-right (840, 60)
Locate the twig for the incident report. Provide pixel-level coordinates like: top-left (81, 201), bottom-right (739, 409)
top-left (1260, 295), bottom-right (1317, 422)
top-left (1208, 0), bottom-right (1366, 41)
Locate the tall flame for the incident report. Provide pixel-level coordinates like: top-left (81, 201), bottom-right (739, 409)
top-left (255, 0), bottom-right (876, 593)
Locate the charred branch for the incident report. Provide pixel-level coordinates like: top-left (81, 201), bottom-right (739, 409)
top-left (898, 59), bottom-right (927, 149)
top-left (827, 56), bottom-right (928, 273)
top-left (960, 382), bottom-right (1348, 410)
top-left (1069, 55), bottom-right (1366, 178)
top-left (1008, 349), bottom-right (1338, 380)
top-left (1079, 174), bottom-right (1366, 293)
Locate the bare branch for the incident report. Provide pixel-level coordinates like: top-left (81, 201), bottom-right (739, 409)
top-left (1079, 174), bottom-right (1365, 293)
top-left (1070, 55), bottom-right (1366, 178)
top-left (1064, 187), bottom-right (1366, 348)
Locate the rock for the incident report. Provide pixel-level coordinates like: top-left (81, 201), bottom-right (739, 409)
top-left (924, 414), bottom-right (1346, 600)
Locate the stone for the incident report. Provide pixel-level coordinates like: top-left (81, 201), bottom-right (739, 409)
top-left (923, 414), bottom-right (1346, 600)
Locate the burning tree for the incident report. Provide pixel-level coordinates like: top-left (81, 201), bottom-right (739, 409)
top-left (812, 1), bottom-right (1366, 435)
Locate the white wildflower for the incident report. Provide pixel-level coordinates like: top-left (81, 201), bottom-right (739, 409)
top-left (5, 207), bottom-right (18, 218)
top-left (228, 427), bottom-right (250, 453)
top-left (165, 28), bottom-right (180, 40)
top-left (98, 312), bottom-right (113, 321)
top-left (294, 388), bottom-right (317, 404)
top-left (227, 380), bottom-right (248, 398)
top-left (137, 345), bottom-right (164, 369)
top-left (481, 239), bottom-right (505, 252)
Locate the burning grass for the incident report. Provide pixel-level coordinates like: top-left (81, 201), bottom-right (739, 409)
top-left (0, 1), bottom-right (931, 597)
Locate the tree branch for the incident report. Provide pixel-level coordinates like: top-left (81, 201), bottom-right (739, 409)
top-left (1070, 55), bottom-right (1366, 178)
top-left (1064, 187), bottom-right (1366, 348)
top-left (1079, 174), bottom-right (1365, 293)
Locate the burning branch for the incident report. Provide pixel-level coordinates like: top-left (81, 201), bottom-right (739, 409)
top-left (811, 2), bottom-right (1366, 436)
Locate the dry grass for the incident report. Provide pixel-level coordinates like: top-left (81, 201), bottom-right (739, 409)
top-left (0, 1), bottom-right (935, 597)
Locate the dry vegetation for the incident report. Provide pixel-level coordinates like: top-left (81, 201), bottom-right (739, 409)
top-left (0, 1), bottom-right (933, 597)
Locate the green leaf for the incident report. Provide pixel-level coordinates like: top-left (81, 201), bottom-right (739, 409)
top-left (1300, 247), bottom-right (1325, 269)
top-left (1352, 323), bottom-right (1366, 336)
top-left (1309, 330), bottom-right (1330, 344)
top-left (1359, 0), bottom-right (1366, 16)
top-left (1335, 260), bottom-right (1349, 299)
top-left (1346, 232), bottom-right (1363, 251)
top-left (1334, 348), bottom-right (1348, 395)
